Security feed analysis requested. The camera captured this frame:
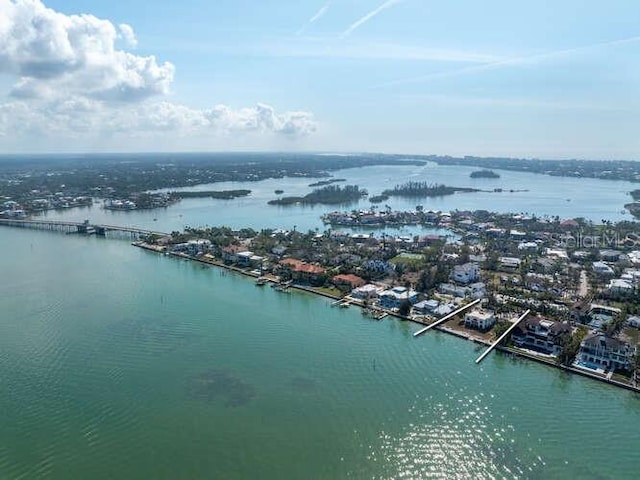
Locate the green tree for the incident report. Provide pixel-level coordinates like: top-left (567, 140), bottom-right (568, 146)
top-left (398, 300), bottom-right (412, 317)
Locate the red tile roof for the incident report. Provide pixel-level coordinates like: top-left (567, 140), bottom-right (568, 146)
top-left (332, 274), bottom-right (365, 287)
top-left (280, 258), bottom-right (325, 275)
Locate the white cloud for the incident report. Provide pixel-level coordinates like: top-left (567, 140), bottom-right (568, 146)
top-left (0, 0), bottom-right (174, 102)
top-left (0, 98), bottom-right (317, 140)
top-left (0, 0), bottom-right (318, 148)
top-left (118, 23), bottom-right (137, 48)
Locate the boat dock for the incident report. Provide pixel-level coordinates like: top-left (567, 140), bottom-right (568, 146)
top-left (475, 310), bottom-right (530, 364)
top-left (413, 298), bottom-right (481, 337)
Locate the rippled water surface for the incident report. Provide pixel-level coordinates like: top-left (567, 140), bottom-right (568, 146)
top-left (2, 228), bottom-right (640, 479)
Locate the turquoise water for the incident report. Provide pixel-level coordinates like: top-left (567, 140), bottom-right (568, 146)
top-left (2, 228), bottom-right (640, 479)
top-left (37, 162), bottom-right (637, 232)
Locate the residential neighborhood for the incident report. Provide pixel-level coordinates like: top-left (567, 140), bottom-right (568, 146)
top-left (138, 207), bottom-right (640, 389)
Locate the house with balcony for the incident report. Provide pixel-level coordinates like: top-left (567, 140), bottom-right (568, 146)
top-left (413, 299), bottom-right (439, 315)
top-left (351, 283), bottom-right (381, 299)
top-left (511, 316), bottom-right (571, 356)
top-left (221, 244), bottom-right (245, 263)
top-left (378, 286), bottom-right (418, 310)
top-left (278, 258), bottom-right (326, 286)
top-left (464, 309), bottom-right (496, 331)
top-left (452, 262), bottom-right (480, 284)
top-left (235, 251), bottom-right (264, 268)
top-left (576, 334), bottom-right (635, 371)
top-left (332, 274), bottom-right (365, 290)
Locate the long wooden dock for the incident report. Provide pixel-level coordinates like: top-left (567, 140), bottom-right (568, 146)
top-left (475, 309), bottom-right (530, 364)
top-left (413, 298), bottom-right (482, 337)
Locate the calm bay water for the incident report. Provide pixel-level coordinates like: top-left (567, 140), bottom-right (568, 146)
top-left (1, 228), bottom-right (640, 479)
top-left (37, 161), bottom-right (637, 233)
top-left (3, 163), bottom-right (640, 478)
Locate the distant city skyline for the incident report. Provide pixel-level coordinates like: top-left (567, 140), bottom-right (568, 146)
top-left (0, 0), bottom-right (639, 159)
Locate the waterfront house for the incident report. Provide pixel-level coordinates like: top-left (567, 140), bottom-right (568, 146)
top-left (278, 258), bottom-right (326, 285)
top-left (434, 303), bottom-right (455, 316)
top-left (577, 334), bottom-right (635, 371)
top-left (464, 309), bottom-right (496, 331)
top-left (222, 245), bottom-right (245, 263)
top-left (511, 316), bottom-right (571, 356)
top-left (351, 284), bottom-right (381, 299)
top-left (378, 286), bottom-right (418, 310)
top-left (452, 262), bottom-right (480, 284)
top-left (332, 274), bottom-right (365, 290)
top-left (235, 251), bottom-right (264, 268)
top-left (413, 299), bottom-right (439, 315)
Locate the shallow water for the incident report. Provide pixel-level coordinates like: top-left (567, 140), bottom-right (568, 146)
top-left (1, 228), bottom-right (639, 479)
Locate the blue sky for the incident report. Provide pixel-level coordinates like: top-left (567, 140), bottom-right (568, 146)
top-left (1, 0), bottom-right (639, 158)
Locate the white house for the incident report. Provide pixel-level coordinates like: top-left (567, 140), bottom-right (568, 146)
top-left (452, 262), bottom-right (480, 284)
top-left (378, 286), bottom-right (419, 309)
top-left (464, 310), bottom-right (496, 331)
top-left (468, 282), bottom-right (486, 299)
top-left (351, 284), bottom-right (381, 299)
top-left (592, 262), bottom-right (614, 275)
top-left (607, 279), bottom-right (634, 294)
top-left (413, 299), bottom-right (439, 315)
top-left (518, 241), bottom-right (538, 251)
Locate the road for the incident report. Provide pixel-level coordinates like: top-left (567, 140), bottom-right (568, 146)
top-left (579, 270), bottom-right (590, 298)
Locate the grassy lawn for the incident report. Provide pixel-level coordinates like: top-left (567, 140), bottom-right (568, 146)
top-left (314, 286), bottom-right (343, 298)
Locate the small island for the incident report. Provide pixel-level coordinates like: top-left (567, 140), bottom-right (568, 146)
top-left (470, 169), bottom-right (500, 179)
top-left (625, 203), bottom-right (640, 218)
top-left (624, 190), bottom-right (640, 218)
top-left (268, 185), bottom-right (367, 206)
top-left (382, 182), bottom-right (479, 198)
top-left (308, 178), bottom-right (346, 187)
top-left (369, 194), bottom-right (390, 204)
top-left (171, 190), bottom-right (251, 200)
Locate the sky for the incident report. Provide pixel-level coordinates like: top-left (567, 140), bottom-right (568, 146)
top-left (0, 0), bottom-right (639, 159)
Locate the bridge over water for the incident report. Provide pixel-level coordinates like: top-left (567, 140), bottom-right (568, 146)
top-left (0, 218), bottom-right (169, 238)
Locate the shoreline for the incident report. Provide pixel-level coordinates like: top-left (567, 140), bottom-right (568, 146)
top-left (133, 241), bottom-right (640, 395)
